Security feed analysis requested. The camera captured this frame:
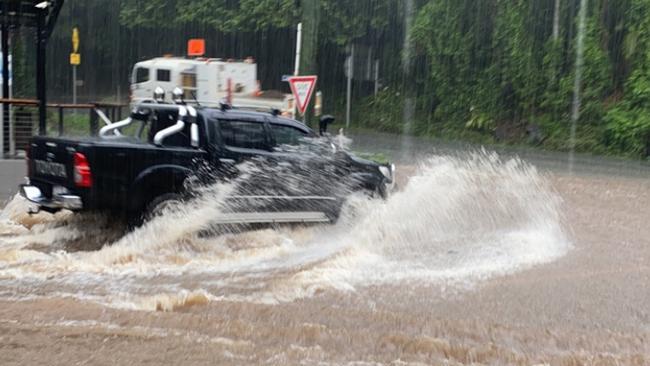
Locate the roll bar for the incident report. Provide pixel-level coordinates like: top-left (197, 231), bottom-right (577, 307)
top-left (187, 106), bottom-right (200, 148)
top-left (99, 116), bottom-right (132, 137)
top-left (98, 102), bottom-right (200, 148)
top-left (154, 106), bottom-right (187, 146)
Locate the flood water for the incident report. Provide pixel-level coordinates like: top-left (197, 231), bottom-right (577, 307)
top-left (1, 143), bottom-right (649, 365)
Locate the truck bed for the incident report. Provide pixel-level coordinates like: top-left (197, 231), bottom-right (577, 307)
top-left (27, 135), bottom-right (206, 213)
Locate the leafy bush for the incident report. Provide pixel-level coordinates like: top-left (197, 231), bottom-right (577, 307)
top-left (605, 104), bottom-right (650, 155)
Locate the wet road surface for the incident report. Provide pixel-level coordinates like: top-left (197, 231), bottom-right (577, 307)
top-left (0, 141), bottom-right (649, 365)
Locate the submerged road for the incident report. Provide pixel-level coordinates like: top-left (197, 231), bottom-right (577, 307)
top-left (0, 135), bottom-right (649, 365)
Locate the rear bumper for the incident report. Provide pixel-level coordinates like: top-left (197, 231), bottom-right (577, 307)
top-left (20, 184), bottom-right (83, 212)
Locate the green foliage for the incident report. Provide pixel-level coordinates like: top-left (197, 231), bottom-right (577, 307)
top-left (601, 0), bottom-right (650, 156)
top-left (354, 88), bottom-right (405, 134)
top-left (576, 19), bottom-right (613, 124)
top-left (319, 0), bottom-right (393, 45)
top-left (31, 0), bottom-right (650, 157)
top-left (120, 0), bottom-right (393, 45)
top-left (465, 107), bottom-right (494, 133)
top-left (605, 105), bottom-right (650, 155)
top-left (406, 0), bottom-right (650, 157)
top-left (120, 0), bottom-right (179, 29)
top-left (120, 0), bottom-right (299, 31)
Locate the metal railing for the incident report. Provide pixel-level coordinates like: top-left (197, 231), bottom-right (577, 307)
top-left (0, 98), bottom-right (128, 157)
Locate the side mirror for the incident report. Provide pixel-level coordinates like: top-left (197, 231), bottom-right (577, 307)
top-left (319, 115), bottom-right (335, 136)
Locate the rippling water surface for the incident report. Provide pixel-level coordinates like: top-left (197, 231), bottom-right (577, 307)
top-left (3, 148), bottom-right (650, 365)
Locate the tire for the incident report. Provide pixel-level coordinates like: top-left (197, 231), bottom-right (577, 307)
top-left (143, 193), bottom-right (184, 223)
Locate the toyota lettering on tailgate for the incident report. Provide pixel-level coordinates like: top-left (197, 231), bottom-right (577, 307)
top-left (34, 160), bottom-right (68, 178)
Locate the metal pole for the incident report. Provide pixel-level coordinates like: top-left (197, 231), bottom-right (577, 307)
top-left (2, 27), bottom-right (9, 156)
top-left (0, 1), bottom-right (6, 157)
top-left (58, 107), bottom-right (63, 136)
top-left (0, 27), bottom-right (6, 158)
top-left (346, 44), bottom-right (354, 129)
top-left (89, 108), bottom-right (98, 136)
top-left (374, 59), bottom-right (379, 96)
top-left (293, 23), bottom-right (302, 77)
top-left (8, 49), bottom-right (13, 155)
top-left (36, 12), bottom-right (47, 136)
top-left (72, 65), bottom-right (77, 104)
top-left (292, 23), bottom-right (302, 120)
top-left (3, 29), bottom-right (13, 156)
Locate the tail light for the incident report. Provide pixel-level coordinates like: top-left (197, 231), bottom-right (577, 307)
top-left (74, 152), bottom-right (93, 188)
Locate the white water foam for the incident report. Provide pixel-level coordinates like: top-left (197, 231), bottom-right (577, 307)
top-left (0, 151), bottom-right (570, 309)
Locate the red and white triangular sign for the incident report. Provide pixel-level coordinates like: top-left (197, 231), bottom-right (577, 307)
top-left (288, 76), bottom-right (318, 116)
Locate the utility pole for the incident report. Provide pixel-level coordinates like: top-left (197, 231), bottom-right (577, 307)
top-left (294, 23), bottom-right (302, 77)
top-left (1, 26), bottom-right (8, 157)
top-left (346, 44), bottom-right (354, 128)
top-left (299, 0), bottom-right (319, 126)
top-left (292, 23), bottom-right (302, 119)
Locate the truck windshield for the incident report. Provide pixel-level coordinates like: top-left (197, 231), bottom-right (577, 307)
top-left (135, 67), bottom-right (149, 83)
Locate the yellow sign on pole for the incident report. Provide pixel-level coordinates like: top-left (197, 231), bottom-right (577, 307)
top-left (70, 53), bottom-right (81, 65)
top-left (72, 27), bottom-right (80, 53)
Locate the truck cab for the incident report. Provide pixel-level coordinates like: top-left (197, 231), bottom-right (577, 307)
top-left (131, 57), bottom-right (293, 115)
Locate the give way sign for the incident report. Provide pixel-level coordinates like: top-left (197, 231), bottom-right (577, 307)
top-left (288, 76), bottom-right (318, 115)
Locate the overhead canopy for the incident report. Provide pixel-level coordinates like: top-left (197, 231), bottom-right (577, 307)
top-left (0, 0), bottom-right (63, 32)
top-left (0, 0), bottom-right (65, 136)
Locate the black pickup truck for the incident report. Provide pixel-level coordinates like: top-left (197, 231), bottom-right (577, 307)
top-left (20, 102), bottom-right (394, 225)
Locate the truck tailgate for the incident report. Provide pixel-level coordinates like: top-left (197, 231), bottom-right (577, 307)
top-left (28, 137), bottom-right (87, 188)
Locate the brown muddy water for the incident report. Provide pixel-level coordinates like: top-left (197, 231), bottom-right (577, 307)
top-left (1, 152), bottom-right (649, 365)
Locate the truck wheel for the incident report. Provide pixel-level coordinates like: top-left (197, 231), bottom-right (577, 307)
top-left (144, 193), bottom-right (183, 222)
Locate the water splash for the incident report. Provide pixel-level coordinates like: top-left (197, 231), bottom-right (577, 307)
top-left (0, 151), bottom-right (570, 310)
top-left (291, 152), bottom-right (569, 294)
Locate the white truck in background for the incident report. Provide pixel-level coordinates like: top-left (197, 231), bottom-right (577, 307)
top-left (130, 56), bottom-right (294, 116)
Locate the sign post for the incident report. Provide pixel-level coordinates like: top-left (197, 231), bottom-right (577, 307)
top-left (70, 27), bottom-right (80, 104)
top-left (345, 44), bottom-right (354, 128)
top-left (288, 76), bottom-right (318, 118)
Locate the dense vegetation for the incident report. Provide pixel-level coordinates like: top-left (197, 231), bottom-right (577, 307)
top-left (11, 0), bottom-right (650, 157)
